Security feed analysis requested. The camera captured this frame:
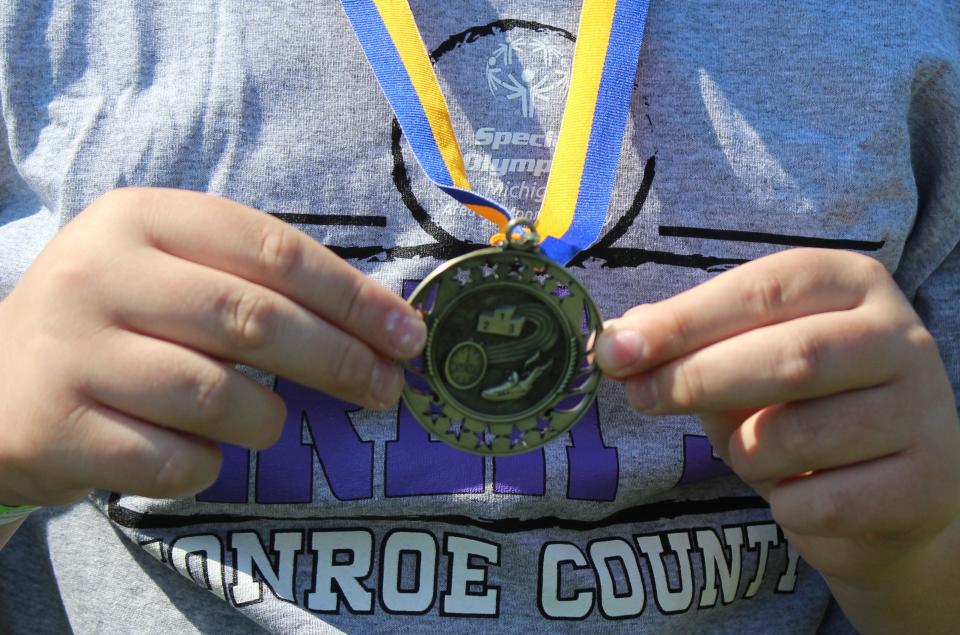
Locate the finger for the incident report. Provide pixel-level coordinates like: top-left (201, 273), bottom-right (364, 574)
top-left (40, 400), bottom-right (223, 503)
top-left (768, 452), bottom-right (958, 538)
top-left (105, 250), bottom-right (404, 409)
top-left (117, 187), bottom-right (425, 359)
top-left (622, 308), bottom-right (903, 414)
top-left (697, 409), bottom-right (758, 465)
top-left (78, 329), bottom-right (286, 449)
top-left (597, 249), bottom-right (888, 378)
top-left (725, 386), bottom-right (914, 488)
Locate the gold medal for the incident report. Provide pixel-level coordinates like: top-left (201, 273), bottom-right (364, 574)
top-left (403, 221), bottom-right (602, 456)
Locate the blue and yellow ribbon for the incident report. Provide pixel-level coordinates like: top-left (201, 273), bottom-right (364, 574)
top-left (340, 0), bottom-right (650, 264)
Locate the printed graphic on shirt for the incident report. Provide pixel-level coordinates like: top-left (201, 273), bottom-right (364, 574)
top-left (298, 20), bottom-right (885, 273)
top-left (486, 35), bottom-right (569, 119)
top-left (471, 31), bottom-right (570, 209)
top-left (137, 522), bottom-right (800, 620)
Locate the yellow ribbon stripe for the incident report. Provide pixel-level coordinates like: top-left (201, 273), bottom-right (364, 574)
top-left (536, 0), bottom-right (617, 241)
top-left (373, 0), bottom-right (471, 190)
top-left (466, 203), bottom-right (511, 229)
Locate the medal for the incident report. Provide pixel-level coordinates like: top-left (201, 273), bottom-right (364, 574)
top-left (341, 0), bottom-right (650, 454)
top-left (405, 219), bottom-right (603, 455)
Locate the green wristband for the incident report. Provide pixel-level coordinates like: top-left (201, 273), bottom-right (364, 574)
top-left (0, 504), bottom-right (36, 525)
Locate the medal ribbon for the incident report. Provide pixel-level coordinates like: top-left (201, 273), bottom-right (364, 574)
top-left (340, 0), bottom-right (650, 264)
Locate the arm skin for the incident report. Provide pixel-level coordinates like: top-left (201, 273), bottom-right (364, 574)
top-left (824, 516), bottom-right (960, 633)
top-left (596, 248), bottom-right (960, 634)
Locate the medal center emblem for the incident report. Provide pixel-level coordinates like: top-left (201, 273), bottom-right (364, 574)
top-left (429, 286), bottom-right (573, 422)
top-left (444, 341), bottom-right (487, 390)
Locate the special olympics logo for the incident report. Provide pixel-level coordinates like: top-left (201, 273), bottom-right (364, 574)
top-left (485, 37), bottom-right (569, 118)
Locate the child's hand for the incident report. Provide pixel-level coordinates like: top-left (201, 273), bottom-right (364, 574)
top-left (0, 188), bottom-right (426, 506)
top-left (597, 248), bottom-right (960, 628)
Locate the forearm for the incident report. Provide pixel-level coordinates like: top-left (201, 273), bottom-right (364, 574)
top-left (826, 517), bottom-right (960, 634)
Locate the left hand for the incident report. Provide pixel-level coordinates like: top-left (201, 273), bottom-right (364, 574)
top-left (596, 248), bottom-right (960, 587)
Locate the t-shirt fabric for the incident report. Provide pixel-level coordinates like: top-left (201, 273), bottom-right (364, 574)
top-left (0, 1), bottom-right (958, 632)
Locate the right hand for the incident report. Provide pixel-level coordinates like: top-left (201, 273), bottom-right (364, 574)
top-left (0, 188), bottom-right (426, 506)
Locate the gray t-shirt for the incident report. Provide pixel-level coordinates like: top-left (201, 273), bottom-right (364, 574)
top-left (1, 1), bottom-right (958, 632)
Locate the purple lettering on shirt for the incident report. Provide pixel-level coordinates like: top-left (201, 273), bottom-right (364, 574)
top-left (566, 402), bottom-right (618, 501)
top-left (676, 434), bottom-right (731, 486)
top-left (384, 402), bottom-right (484, 496)
top-left (255, 379), bottom-right (314, 504)
top-left (494, 450), bottom-right (546, 495)
top-left (257, 378), bottom-right (374, 503)
top-left (196, 443), bottom-right (249, 503)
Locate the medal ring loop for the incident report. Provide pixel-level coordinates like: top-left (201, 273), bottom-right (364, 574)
top-left (504, 218), bottom-right (540, 251)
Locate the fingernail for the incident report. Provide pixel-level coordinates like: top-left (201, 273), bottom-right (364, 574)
top-left (370, 361), bottom-right (404, 409)
top-left (596, 327), bottom-right (647, 374)
top-left (386, 310), bottom-right (427, 357)
top-left (626, 378), bottom-right (658, 411)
